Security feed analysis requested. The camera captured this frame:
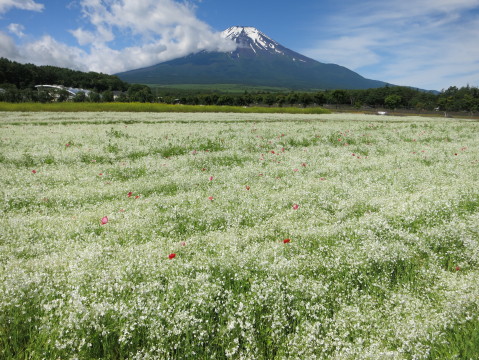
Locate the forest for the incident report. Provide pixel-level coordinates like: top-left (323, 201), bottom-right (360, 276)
top-left (1, 57), bottom-right (478, 114)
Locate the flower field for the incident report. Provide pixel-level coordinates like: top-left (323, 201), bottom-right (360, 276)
top-left (1, 111), bottom-right (478, 359)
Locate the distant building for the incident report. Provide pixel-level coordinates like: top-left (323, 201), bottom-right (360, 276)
top-left (35, 85), bottom-right (91, 100)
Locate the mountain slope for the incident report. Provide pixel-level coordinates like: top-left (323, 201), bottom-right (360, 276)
top-left (116, 26), bottom-right (390, 90)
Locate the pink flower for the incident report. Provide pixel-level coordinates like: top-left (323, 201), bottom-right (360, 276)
top-left (293, 168), bottom-right (299, 172)
top-left (208, 196), bottom-right (214, 201)
top-left (169, 253), bottom-right (176, 259)
top-left (283, 238), bottom-right (291, 244)
top-left (101, 216), bottom-right (108, 225)
top-left (292, 204), bottom-right (299, 210)
top-left (98, 173), bottom-right (103, 176)
top-left (209, 176), bottom-right (214, 181)
top-left (65, 143), bottom-right (70, 147)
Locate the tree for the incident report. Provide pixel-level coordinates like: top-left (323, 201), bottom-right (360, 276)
top-left (298, 93), bottom-right (313, 107)
top-left (89, 92), bottom-right (101, 102)
top-left (330, 89), bottom-right (348, 107)
top-left (128, 84), bottom-right (153, 102)
top-left (313, 92), bottom-right (326, 106)
top-left (73, 91), bottom-right (87, 102)
top-left (263, 93), bottom-right (276, 106)
top-left (384, 95), bottom-right (402, 109)
top-left (101, 90), bottom-right (114, 102)
top-left (57, 89), bottom-right (70, 102)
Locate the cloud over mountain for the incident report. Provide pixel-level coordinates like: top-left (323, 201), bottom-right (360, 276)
top-left (0, 0), bottom-right (235, 74)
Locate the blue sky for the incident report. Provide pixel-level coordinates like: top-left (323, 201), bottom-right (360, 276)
top-left (1, 0), bottom-right (478, 90)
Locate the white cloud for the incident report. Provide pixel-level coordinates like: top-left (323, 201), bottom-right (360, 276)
top-left (22, 35), bottom-right (89, 70)
top-left (66, 0), bottom-right (236, 73)
top-left (0, 31), bottom-right (20, 58)
top-left (0, 0), bottom-right (44, 14)
top-left (3, 0), bottom-right (235, 75)
top-left (7, 23), bottom-right (25, 37)
top-left (303, 0), bottom-right (479, 89)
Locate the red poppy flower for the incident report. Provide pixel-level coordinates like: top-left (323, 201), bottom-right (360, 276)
top-left (101, 216), bottom-right (108, 225)
top-left (208, 196), bottom-right (214, 201)
top-left (283, 238), bottom-right (291, 243)
top-left (169, 253), bottom-right (176, 259)
top-left (31, 170), bottom-right (37, 174)
top-left (99, 173), bottom-right (103, 176)
top-left (127, 192), bottom-right (133, 197)
top-left (455, 266), bottom-right (461, 271)
top-left (135, 195), bottom-right (140, 199)
top-left (292, 204), bottom-right (299, 210)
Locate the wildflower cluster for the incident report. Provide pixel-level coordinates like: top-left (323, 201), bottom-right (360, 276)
top-left (1, 112), bottom-right (478, 359)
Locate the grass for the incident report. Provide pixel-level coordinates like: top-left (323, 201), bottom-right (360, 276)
top-left (0, 102), bottom-right (330, 114)
top-left (0, 112), bottom-right (478, 359)
top-left (150, 83), bottom-right (293, 93)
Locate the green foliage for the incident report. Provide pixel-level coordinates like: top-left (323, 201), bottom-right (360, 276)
top-left (384, 94), bottom-right (402, 109)
top-left (0, 57), bottom-right (128, 92)
top-left (426, 314), bottom-right (479, 359)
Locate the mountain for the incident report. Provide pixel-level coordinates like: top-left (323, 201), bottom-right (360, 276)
top-left (116, 26), bottom-right (391, 90)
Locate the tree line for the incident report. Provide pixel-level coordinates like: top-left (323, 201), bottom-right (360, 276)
top-left (1, 57), bottom-right (478, 113)
top-left (153, 86), bottom-right (479, 114)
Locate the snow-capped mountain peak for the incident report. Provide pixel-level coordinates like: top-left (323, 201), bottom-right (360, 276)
top-left (222, 26), bottom-right (278, 50)
top-left (220, 26), bottom-right (313, 62)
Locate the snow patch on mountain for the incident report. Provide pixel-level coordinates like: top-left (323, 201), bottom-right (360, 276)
top-left (222, 26), bottom-right (279, 51)
top-left (221, 26), bottom-right (312, 63)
